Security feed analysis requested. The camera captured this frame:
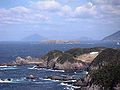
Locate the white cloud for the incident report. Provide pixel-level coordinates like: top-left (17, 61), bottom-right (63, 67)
top-left (91, 0), bottom-right (120, 16)
top-left (33, 1), bottom-right (61, 11)
top-left (0, 0), bottom-right (120, 25)
top-left (59, 5), bottom-right (72, 17)
top-left (10, 6), bottom-right (31, 14)
top-left (0, 5), bottom-right (51, 24)
top-left (73, 3), bottom-right (97, 18)
top-left (91, 0), bottom-right (120, 5)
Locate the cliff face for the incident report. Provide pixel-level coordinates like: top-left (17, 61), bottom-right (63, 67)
top-left (39, 50), bottom-right (87, 71)
top-left (88, 48), bottom-right (120, 90)
top-left (8, 47), bottom-right (104, 71)
top-left (103, 31), bottom-right (120, 42)
top-left (38, 47), bottom-right (104, 71)
top-left (89, 48), bottom-right (120, 71)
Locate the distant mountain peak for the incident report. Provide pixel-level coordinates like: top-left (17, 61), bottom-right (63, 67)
top-left (103, 31), bottom-right (120, 42)
top-left (22, 34), bottom-right (45, 42)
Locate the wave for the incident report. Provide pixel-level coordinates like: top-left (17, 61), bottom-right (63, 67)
top-left (0, 66), bottom-right (17, 70)
top-left (60, 82), bottom-right (80, 90)
top-left (28, 66), bottom-right (65, 72)
top-left (39, 78), bottom-right (60, 82)
top-left (27, 66), bottom-right (37, 70)
top-left (63, 80), bottom-right (76, 83)
top-left (45, 69), bottom-right (65, 72)
top-left (0, 79), bottom-right (13, 83)
top-left (0, 65), bottom-right (16, 68)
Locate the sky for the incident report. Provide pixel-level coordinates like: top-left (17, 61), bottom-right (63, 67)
top-left (0, 0), bottom-right (120, 41)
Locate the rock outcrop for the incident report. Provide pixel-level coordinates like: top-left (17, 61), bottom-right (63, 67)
top-left (12, 56), bottom-right (41, 65)
top-left (40, 50), bottom-right (63, 68)
top-left (55, 53), bottom-right (86, 71)
top-left (47, 75), bottom-right (75, 81)
top-left (36, 47), bottom-right (104, 71)
top-left (1, 47), bottom-right (104, 72)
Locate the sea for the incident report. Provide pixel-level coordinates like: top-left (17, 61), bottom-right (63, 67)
top-left (0, 41), bottom-right (119, 90)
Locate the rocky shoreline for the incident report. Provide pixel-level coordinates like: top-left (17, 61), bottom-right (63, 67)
top-left (1, 47), bottom-right (120, 90)
top-left (1, 47), bottom-right (104, 71)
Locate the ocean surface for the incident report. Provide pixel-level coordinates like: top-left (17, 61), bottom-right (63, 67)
top-left (0, 41), bottom-right (119, 90)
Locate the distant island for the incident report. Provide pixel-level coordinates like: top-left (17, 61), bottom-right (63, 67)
top-left (103, 31), bottom-right (120, 42)
top-left (21, 34), bottom-right (81, 44)
top-left (21, 34), bottom-right (45, 42)
top-left (41, 40), bottom-right (80, 44)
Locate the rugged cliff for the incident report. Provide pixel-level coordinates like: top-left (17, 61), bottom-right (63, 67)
top-left (37, 47), bottom-right (104, 71)
top-left (88, 48), bottom-right (120, 90)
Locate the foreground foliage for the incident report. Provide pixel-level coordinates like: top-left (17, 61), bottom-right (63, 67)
top-left (90, 61), bottom-right (120, 90)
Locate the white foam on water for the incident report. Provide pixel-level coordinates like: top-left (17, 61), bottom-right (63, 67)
top-left (27, 66), bottom-right (36, 70)
top-left (0, 79), bottom-right (20, 83)
top-left (63, 80), bottom-right (76, 83)
top-left (41, 78), bottom-right (60, 82)
top-left (0, 65), bottom-right (16, 68)
top-left (0, 80), bottom-right (12, 83)
top-left (60, 82), bottom-right (80, 90)
top-left (0, 65), bottom-right (8, 68)
top-left (82, 71), bottom-right (88, 75)
top-left (66, 87), bottom-right (74, 90)
top-left (40, 68), bottom-right (65, 72)
top-left (46, 69), bottom-right (65, 72)
top-left (74, 72), bottom-right (77, 74)
top-left (0, 67), bottom-right (17, 70)
top-left (0, 66), bottom-right (17, 70)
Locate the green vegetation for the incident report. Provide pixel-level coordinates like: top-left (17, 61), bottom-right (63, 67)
top-left (57, 53), bottom-right (86, 64)
top-left (40, 47), bottom-right (104, 65)
top-left (89, 48), bottom-right (120, 90)
top-left (89, 48), bottom-right (120, 70)
top-left (41, 50), bottom-right (63, 62)
top-left (57, 53), bottom-right (76, 64)
top-left (90, 62), bottom-right (120, 90)
top-left (65, 47), bottom-right (104, 57)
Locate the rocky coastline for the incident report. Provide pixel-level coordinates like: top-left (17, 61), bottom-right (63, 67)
top-left (1, 47), bottom-right (120, 90)
top-left (1, 47), bottom-right (104, 71)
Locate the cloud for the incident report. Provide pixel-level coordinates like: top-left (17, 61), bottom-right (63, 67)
top-left (0, 5), bottom-right (50, 24)
top-left (10, 6), bottom-right (31, 14)
top-left (0, 0), bottom-right (120, 25)
top-left (91, 0), bottom-right (120, 5)
top-left (59, 5), bottom-right (72, 17)
top-left (33, 1), bottom-right (61, 12)
top-left (73, 2), bottom-right (97, 18)
top-left (91, 0), bottom-right (120, 16)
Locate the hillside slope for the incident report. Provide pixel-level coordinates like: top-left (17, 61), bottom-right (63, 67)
top-left (103, 31), bottom-right (120, 42)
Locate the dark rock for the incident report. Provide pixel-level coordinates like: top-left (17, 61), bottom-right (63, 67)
top-left (73, 79), bottom-right (88, 87)
top-left (47, 75), bottom-right (75, 81)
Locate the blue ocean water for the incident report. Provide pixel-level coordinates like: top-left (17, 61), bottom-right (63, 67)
top-left (0, 41), bottom-right (119, 90)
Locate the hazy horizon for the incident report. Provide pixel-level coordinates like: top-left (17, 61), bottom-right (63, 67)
top-left (0, 0), bottom-right (120, 41)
